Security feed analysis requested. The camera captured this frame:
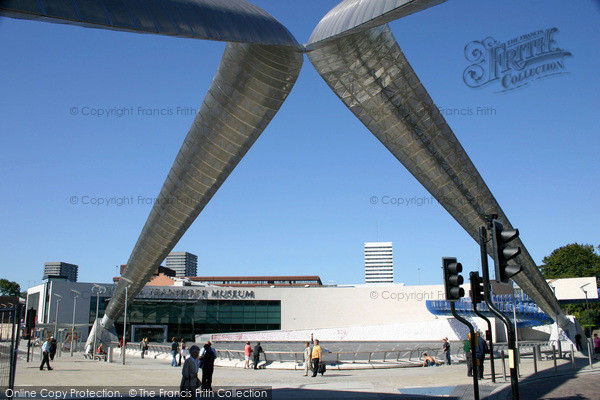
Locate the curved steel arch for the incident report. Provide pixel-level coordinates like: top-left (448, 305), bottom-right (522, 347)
top-left (307, 0), bottom-right (570, 332)
top-left (1, 0), bottom-right (303, 344)
top-left (1, 0), bottom-right (298, 46)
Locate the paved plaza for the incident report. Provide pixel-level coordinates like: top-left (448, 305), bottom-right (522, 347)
top-left (14, 344), bottom-right (600, 399)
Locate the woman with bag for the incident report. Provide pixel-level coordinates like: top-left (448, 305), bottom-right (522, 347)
top-left (180, 345), bottom-right (200, 399)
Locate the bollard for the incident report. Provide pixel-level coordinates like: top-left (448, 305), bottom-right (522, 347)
top-left (588, 341), bottom-right (594, 369)
top-left (536, 344), bottom-right (541, 361)
top-left (570, 345), bottom-right (575, 370)
top-left (533, 346), bottom-right (537, 375)
top-left (552, 345), bottom-right (557, 372)
top-left (558, 339), bottom-right (562, 359)
top-left (501, 350), bottom-right (507, 381)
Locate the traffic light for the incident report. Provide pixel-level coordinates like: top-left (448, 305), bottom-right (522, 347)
top-left (491, 219), bottom-right (522, 283)
top-left (26, 308), bottom-right (36, 331)
top-left (469, 271), bottom-right (485, 304)
top-left (443, 257), bottom-right (465, 301)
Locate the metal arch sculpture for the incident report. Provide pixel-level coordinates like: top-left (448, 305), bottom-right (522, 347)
top-left (2, 0), bottom-right (572, 343)
top-left (1, 0), bottom-right (304, 344)
top-left (306, 0), bottom-right (570, 331)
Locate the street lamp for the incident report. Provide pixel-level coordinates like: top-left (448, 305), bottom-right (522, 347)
top-left (91, 284), bottom-right (106, 359)
top-left (581, 283), bottom-right (593, 355)
top-left (119, 277), bottom-right (133, 365)
top-left (549, 283), bottom-right (562, 357)
top-left (511, 283), bottom-right (519, 365)
top-left (70, 290), bottom-right (81, 357)
top-left (53, 294), bottom-right (62, 339)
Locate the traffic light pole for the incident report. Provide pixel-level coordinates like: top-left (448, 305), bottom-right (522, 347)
top-left (479, 226), bottom-right (519, 400)
top-left (450, 302), bottom-right (479, 400)
top-left (471, 290), bottom-right (496, 383)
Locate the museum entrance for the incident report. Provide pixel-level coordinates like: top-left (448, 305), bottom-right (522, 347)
top-left (131, 325), bottom-right (168, 343)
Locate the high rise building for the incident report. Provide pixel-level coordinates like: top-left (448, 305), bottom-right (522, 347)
top-left (43, 262), bottom-right (78, 282)
top-left (165, 252), bottom-right (198, 277)
top-left (364, 242), bottom-right (393, 284)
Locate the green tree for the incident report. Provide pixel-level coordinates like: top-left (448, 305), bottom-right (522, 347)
top-left (540, 243), bottom-right (600, 280)
top-left (539, 243), bottom-right (600, 333)
top-left (0, 279), bottom-right (21, 296)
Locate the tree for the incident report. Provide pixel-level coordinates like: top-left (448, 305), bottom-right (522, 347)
top-left (539, 243), bottom-right (600, 333)
top-left (540, 243), bottom-right (600, 280)
top-left (0, 279), bottom-right (21, 296)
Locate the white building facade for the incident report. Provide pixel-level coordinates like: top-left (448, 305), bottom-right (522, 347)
top-left (364, 242), bottom-right (393, 284)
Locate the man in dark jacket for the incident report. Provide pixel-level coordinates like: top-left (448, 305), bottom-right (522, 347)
top-left (253, 342), bottom-right (263, 369)
top-left (49, 337), bottom-right (57, 361)
top-left (199, 342), bottom-right (217, 390)
top-left (171, 337), bottom-right (179, 367)
top-left (475, 332), bottom-right (489, 380)
top-left (180, 345), bottom-right (200, 399)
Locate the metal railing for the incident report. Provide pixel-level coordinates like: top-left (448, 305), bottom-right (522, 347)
top-left (125, 342), bottom-right (456, 366)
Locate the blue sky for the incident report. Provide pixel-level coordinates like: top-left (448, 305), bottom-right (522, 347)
top-left (1, 0), bottom-right (599, 290)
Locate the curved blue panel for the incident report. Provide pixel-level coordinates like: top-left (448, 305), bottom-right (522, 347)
top-left (0, 0), bottom-right (299, 47)
top-left (426, 297), bottom-right (554, 328)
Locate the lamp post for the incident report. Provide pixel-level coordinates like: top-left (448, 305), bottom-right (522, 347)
top-left (548, 283), bottom-right (562, 357)
top-left (91, 284), bottom-right (106, 358)
top-left (53, 294), bottom-right (62, 339)
top-left (581, 283), bottom-right (593, 354)
top-left (120, 277), bottom-right (133, 365)
top-left (511, 283), bottom-right (519, 368)
top-left (70, 290), bottom-right (81, 357)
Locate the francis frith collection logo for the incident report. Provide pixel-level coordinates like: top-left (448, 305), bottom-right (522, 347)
top-left (463, 28), bottom-right (572, 92)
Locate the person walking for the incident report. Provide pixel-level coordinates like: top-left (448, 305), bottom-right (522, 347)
top-left (475, 332), bottom-right (489, 380)
top-left (442, 338), bottom-right (451, 365)
top-left (141, 338), bottom-right (149, 359)
top-left (310, 339), bottom-right (322, 377)
top-left (303, 342), bottom-right (312, 376)
top-left (171, 337), bottom-right (179, 367)
top-left (180, 345), bottom-right (200, 399)
top-left (252, 342), bottom-right (263, 370)
top-left (40, 337), bottom-right (53, 371)
top-left (244, 342), bottom-right (252, 369)
top-left (49, 337), bottom-right (57, 361)
top-left (179, 339), bottom-right (187, 366)
top-left (464, 335), bottom-right (472, 377)
top-left (593, 333), bottom-right (600, 359)
top-left (575, 332), bottom-right (582, 351)
top-left (199, 341), bottom-right (217, 391)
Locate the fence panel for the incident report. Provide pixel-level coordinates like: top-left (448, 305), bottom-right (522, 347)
top-left (0, 305), bottom-right (22, 398)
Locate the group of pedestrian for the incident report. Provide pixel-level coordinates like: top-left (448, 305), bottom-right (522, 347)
top-left (422, 333), bottom-right (488, 375)
top-left (171, 338), bottom-right (189, 366)
top-left (422, 337), bottom-right (450, 367)
top-left (179, 341), bottom-right (217, 395)
top-left (243, 341), bottom-right (264, 369)
top-left (39, 336), bottom-right (57, 371)
top-left (302, 339), bottom-right (325, 377)
top-left (463, 332), bottom-right (488, 379)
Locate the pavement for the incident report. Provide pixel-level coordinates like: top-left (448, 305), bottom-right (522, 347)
top-left (13, 345), bottom-right (600, 399)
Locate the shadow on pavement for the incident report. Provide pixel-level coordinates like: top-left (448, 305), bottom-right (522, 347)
top-left (492, 354), bottom-right (599, 400)
top-left (272, 388), bottom-right (460, 399)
